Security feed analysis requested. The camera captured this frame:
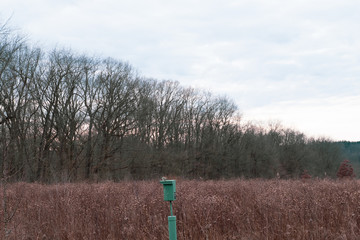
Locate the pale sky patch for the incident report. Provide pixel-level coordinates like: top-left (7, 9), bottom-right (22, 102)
top-left (244, 95), bottom-right (360, 141)
top-left (1, 0), bottom-right (359, 141)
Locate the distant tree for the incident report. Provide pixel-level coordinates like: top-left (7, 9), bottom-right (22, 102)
top-left (336, 159), bottom-right (355, 179)
top-left (307, 138), bottom-right (342, 177)
top-left (279, 129), bottom-right (308, 178)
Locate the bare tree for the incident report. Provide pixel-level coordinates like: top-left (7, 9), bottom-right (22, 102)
top-left (91, 58), bottom-right (139, 178)
top-left (49, 50), bottom-right (86, 181)
top-left (80, 56), bottom-right (101, 179)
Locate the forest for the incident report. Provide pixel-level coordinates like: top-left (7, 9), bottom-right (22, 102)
top-left (0, 22), bottom-right (359, 183)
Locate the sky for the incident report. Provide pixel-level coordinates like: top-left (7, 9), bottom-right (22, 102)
top-left (1, 0), bottom-right (359, 141)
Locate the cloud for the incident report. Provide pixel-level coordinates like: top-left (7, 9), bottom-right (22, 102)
top-left (1, 0), bottom-right (360, 140)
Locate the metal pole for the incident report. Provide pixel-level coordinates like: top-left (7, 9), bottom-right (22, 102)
top-left (168, 201), bottom-right (176, 240)
top-left (170, 201), bottom-right (173, 216)
top-left (168, 215), bottom-right (177, 240)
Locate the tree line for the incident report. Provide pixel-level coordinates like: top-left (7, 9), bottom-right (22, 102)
top-left (0, 22), bottom-right (347, 182)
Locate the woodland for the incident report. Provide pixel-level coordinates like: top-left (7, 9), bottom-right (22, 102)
top-left (1, 22), bottom-right (359, 183)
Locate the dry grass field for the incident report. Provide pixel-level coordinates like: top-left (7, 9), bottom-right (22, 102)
top-left (1, 179), bottom-right (360, 239)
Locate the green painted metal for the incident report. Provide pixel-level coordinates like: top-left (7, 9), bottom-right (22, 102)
top-left (168, 216), bottom-right (177, 240)
top-left (161, 179), bottom-right (177, 240)
top-left (170, 201), bottom-right (173, 216)
top-left (160, 180), bottom-right (176, 201)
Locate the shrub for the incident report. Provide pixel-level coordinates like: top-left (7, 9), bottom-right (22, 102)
top-left (337, 159), bottom-right (355, 179)
top-left (300, 169), bottom-right (312, 180)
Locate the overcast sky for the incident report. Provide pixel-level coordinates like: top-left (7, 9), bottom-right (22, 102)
top-left (1, 0), bottom-right (359, 141)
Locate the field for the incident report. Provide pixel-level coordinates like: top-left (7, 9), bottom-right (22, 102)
top-left (1, 179), bottom-right (360, 239)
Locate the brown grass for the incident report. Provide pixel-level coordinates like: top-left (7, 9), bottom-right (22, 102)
top-left (1, 179), bottom-right (360, 239)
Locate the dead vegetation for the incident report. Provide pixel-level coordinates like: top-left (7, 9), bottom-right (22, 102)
top-left (1, 179), bottom-right (360, 239)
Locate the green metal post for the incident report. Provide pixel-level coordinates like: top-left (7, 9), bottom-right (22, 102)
top-left (168, 215), bottom-right (177, 240)
top-left (170, 201), bottom-right (173, 216)
top-left (160, 179), bottom-right (177, 240)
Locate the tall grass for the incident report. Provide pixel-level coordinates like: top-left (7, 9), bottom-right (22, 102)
top-left (1, 179), bottom-right (360, 239)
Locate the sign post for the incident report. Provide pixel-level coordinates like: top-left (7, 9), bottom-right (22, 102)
top-left (160, 179), bottom-right (177, 240)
